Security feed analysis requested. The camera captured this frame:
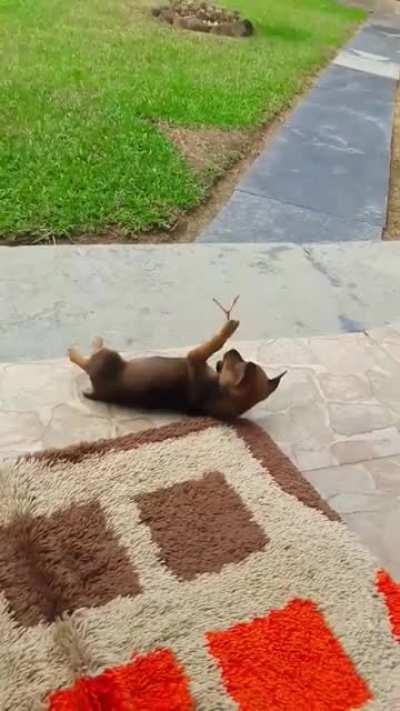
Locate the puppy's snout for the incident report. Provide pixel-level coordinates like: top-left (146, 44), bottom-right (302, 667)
top-left (216, 360), bottom-right (223, 372)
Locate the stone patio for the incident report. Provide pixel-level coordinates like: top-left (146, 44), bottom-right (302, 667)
top-left (1, 324), bottom-right (400, 577)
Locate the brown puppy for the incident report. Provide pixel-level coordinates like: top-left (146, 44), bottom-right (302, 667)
top-left (68, 321), bottom-right (285, 419)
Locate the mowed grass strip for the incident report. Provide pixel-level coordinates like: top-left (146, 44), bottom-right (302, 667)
top-left (0, 0), bottom-right (364, 240)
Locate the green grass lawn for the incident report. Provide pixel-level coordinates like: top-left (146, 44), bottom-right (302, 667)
top-left (0, 0), bottom-right (364, 240)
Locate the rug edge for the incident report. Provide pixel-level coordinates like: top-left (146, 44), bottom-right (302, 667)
top-left (25, 416), bottom-right (340, 523)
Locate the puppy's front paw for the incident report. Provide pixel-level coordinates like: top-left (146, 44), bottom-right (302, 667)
top-left (224, 319), bottom-right (240, 337)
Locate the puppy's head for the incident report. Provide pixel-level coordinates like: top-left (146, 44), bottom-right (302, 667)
top-left (216, 349), bottom-right (285, 415)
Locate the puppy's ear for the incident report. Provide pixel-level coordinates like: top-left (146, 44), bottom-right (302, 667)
top-left (244, 366), bottom-right (286, 397)
top-left (221, 360), bottom-right (257, 388)
top-left (266, 371), bottom-right (286, 396)
top-left (241, 361), bottom-right (258, 386)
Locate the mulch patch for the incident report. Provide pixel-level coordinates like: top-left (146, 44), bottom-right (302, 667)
top-left (152, 0), bottom-right (254, 38)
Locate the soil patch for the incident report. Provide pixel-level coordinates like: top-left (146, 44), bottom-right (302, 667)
top-left (162, 124), bottom-right (251, 175)
top-left (384, 86), bottom-right (400, 240)
top-left (152, 0), bottom-right (254, 38)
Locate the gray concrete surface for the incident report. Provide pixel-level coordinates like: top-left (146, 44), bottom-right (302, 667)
top-left (196, 191), bottom-right (381, 243)
top-left (350, 21), bottom-right (400, 62)
top-left (239, 70), bottom-right (394, 225)
top-left (200, 24), bottom-right (398, 244)
top-left (1, 242), bottom-right (400, 362)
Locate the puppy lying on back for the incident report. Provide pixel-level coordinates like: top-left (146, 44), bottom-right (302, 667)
top-left (68, 309), bottom-right (285, 419)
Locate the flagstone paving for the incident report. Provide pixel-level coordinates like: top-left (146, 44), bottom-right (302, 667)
top-left (1, 326), bottom-right (399, 577)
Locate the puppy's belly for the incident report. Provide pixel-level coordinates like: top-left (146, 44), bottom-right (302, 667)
top-left (91, 357), bottom-right (218, 413)
top-left (98, 378), bottom-right (191, 412)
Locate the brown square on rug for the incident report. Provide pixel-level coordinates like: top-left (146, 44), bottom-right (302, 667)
top-left (0, 418), bottom-right (399, 710)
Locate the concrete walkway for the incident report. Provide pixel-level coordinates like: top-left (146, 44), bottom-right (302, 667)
top-left (1, 326), bottom-right (400, 578)
top-left (2, 241), bottom-right (400, 362)
top-left (200, 20), bottom-right (400, 243)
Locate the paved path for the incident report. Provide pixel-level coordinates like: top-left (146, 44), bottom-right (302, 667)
top-left (200, 21), bottom-right (400, 243)
top-left (1, 326), bottom-right (400, 577)
top-left (2, 241), bottom-right (400, 362)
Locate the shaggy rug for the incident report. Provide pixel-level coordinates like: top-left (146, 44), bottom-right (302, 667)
top-left (0, 418), bottom-right (399, 710)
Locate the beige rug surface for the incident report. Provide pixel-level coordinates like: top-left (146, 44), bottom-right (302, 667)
top-left (0, 418), bottom-right (399, 710)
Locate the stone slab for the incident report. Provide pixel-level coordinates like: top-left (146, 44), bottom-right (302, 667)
top-left (3, 242), bottom-right (400, 361)
top-left (284, 94), bottom-right (394, 155)
top-left (304, 458), bottom-right (400, 576)
top-left (343, 508), bottom-right (400, 577)
top-left (334, 48), bottom-right (400, 78)
top-left (309, 64), bottom-right (396, 112)
top-left (349, 22), bottom-right (400, 63)
top-left (199, 191), bottom-right (380, 243)
top-left (239, 120), bottom-right (390, 226)
top-left (371, 12), bottom-right (400, 32)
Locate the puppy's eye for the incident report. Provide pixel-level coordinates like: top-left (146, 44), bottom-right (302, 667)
top-left (216, 360), bottom-right (223, 372)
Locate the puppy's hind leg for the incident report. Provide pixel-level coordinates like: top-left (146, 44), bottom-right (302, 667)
top-left (83, 390), bottom-right (100, 401)
top-left (68, 346), bottom-right (89, 372)
top-left (91, 336), bottom-right (104, 354)
top-left (68, 346), bottom-right (99, 400)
